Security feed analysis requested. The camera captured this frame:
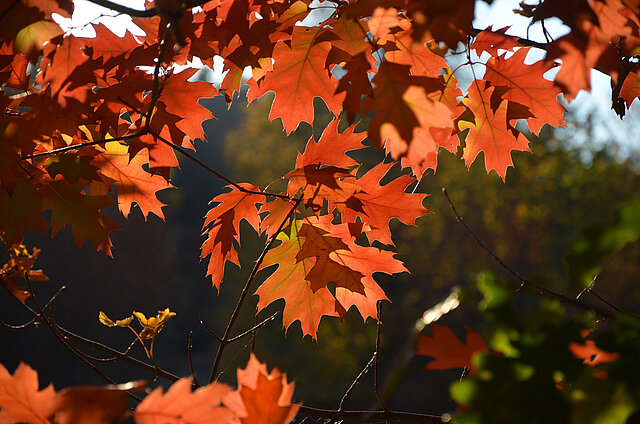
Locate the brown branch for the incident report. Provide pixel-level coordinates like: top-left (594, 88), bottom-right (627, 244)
top-left (145, 29), bottom-right (171, 132)
top-left (374, 301), bottom-right (387, 411)
top-left (339, 354), bottom-right (376, 411)
top-left (23, 276), bottom-right (118, 387)
top-left (227, 312), bottom-right (279, 343)
top-left (82, 0), bottom-right (215, 18)
top-left (208, 195), bottom-right (303, 383)
top-left (21, 133), bottom-right (145, 160)
top-left (188, 331), bottom-right (200, 387)
top-left (0, 0), bottom-right (20, 23)
top-left (0, 317), bottom-right (36, 329)
top-left (298, 406), bottom-right (444, 424)
top-left (441, 188), bottom-right (615, 320)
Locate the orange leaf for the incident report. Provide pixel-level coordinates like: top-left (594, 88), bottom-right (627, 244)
top-left (620, 70), bottom-right (640, 108)
top-left (380, 19), bottom-right (446, 78)
top-left (256, 221), bottom-right (341, 338)
top-left (366, 62), bottom-right (455, 178)
top-left (156, 69), bottom-right (219, 142)
top-left (459, 82), bottom-right (530, 180)
top-left (224, 354), bottom-right (299, 424)
top-left (343, 162), bottom-right (430, 246)
top-left (93, 142), bottom-right (173, 220)
top-left (295, 119), bottom-right (367, 169)
top-left (200, 184), bottom-right (263, 289)
top-left (472, 26), bottom-right (520, 57)
top-left (248, 26), bottom-right (344, 134)
top-left (257, 216), bottom-right (405, 336)
top-left (134, 378), bottom-right (235, 424)
top-left (51, 381), bottom-right (144, 424)
top-left (416, 325), bottom-right (488, 372)
top-left (483, 48), bottom-right (566, 135)
top-left (0, 362), bottom-right (57, 424)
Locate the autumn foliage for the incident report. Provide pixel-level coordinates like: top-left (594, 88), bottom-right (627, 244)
top-left (1, 0), bottom-right (640, 422)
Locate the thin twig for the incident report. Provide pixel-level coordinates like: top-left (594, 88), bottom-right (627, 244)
top-left (442, 188), bottom-right (616, 320)
top-left (587, 289), bottom-right (637, 318)
top-left (145, 29), bottom-right (171, 132)
top-left (200, 315), bottom-right (223, 342)
top-left (339, 354), bottom-right (376, 411)
top-left (208, 196), bottom-right (303, 383)
top-left (0, 317), bottom-right (36, 329)
top-left (82, 0), bottom-right (215, 18)
top-left (374, 301), bottom-right (387, 411)
top-left (188, 331), bottom-right (200, 388)
top-left (227, 312), bottom-right (278, 343)
top-left (298, 406), bottom-right (444, 424)
top-left (58, 327), bottom-right (180, 382)
top-left (21, 133), bottom-right (145, 160)
top-left (23, 276), bottom-right (118, 387)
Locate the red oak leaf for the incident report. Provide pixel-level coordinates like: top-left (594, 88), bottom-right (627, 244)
top-left (295, 119), bottom-right (368, 169)
top-left (248, 25), bottom-right (345, 134)
top-left (458, 82), bottom-right (531, 180)
top-left (296, 222), bottom-right (365, 294)
top-left (201, 184), bottom-right (263, 289)
top-left (285, 165), bottom-right (359, 213)
top-left (366, 62), bottom-right (455, 178)
top-left (569, 340), bottom-right (620, 366)
top-left (83, 24), bottom-right (142, 63)
top-left (407, 0), bottom-right (475, 47)
top-left (157, 69), bottom-right (219, 141)
top-left (620, 70), bottom-right (640, 108)
top-left (134, 378), bottom-right (235, 424)
top-left (258, 216), bottom-right (406, 336)
top-left (0, 362), bottom-right (57, 424)
top-left (257, 222), bottom-right (341, 338)
top-left (51, 381), bottom-right (145, 424)
top-left (38, 34), bottom-right (97, 110)
top-left (416, 325), bottom-right (488, 372)
top-left (328, 14), bottom-right (373, 58)
top-left (259, 198), bottom-right (297, 239)
top-left (40, 180), bottom-right (118, 255)
top-left (342, 162), bottom-right (430, 246)
top-left (368, 7), bottom-right (401, 39)
top-left (224, 354), bottom-right (299, 424)
top-left (472, 26), bottom-right (520, 57)
top-left (483, 48), bottom-right (566, 134)
top-left (335, 52), bottom-right (374, 122)
top-left (311, 216), bottom-right (405, 320)
top-left (380, 19), bottom-right (446, 78)
top-left (545, 0), bottom-right (632, 100)
top-left (93, 142), bottom-right (173, 220)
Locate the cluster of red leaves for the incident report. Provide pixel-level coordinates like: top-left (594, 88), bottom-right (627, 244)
top-left (0, 354), bottom-right (298, 424)
top-left (2, 0), bottom-right (640, 336)
top-left (201, 120), bottom-right (428, 337)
